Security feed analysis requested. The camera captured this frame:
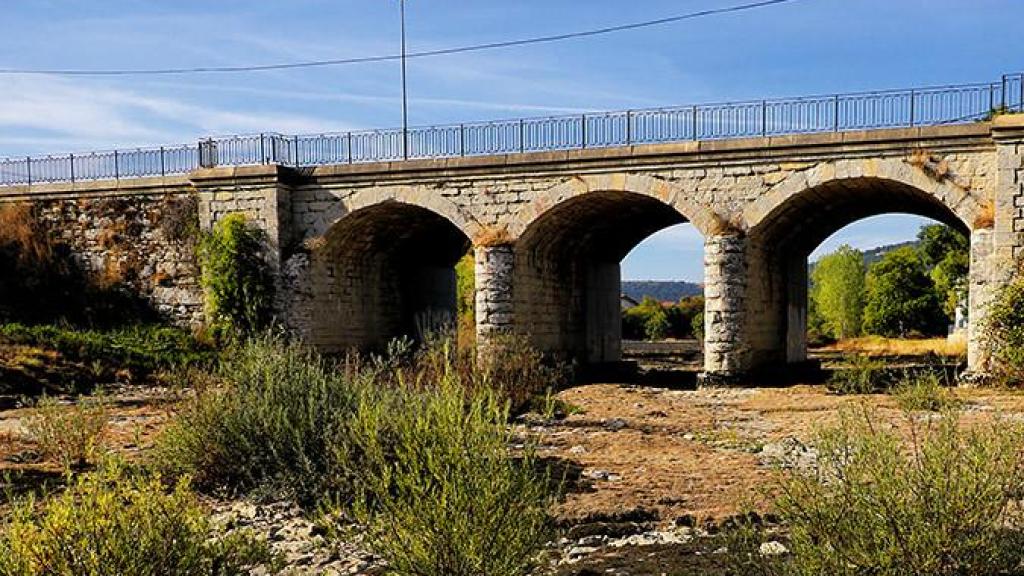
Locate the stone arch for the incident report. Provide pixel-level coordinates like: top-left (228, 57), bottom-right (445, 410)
top-left (509, 173), bottom-right (720, 240)
top-left (308, 185), bottom-right (482, 242)
top-left (738, 157), bottom-right (988, 373)
top-left (281, 190), bottom-right (473, 353)
top-left (508, 174), bottom-right (714, 365)
top-left (743, 157), bottom-right (985, 236)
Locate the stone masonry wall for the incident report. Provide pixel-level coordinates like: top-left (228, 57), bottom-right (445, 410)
top-left (4, 122), bottom-right (1015, 378)
top-left (4, 191), bottom-right (204, 326)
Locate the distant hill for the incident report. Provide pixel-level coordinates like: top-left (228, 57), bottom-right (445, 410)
top-left (810, 240), bottom-right (918, 274)
top-left (861, 241), bottom-right (917, 267)
top-left (622, 281), bottom-right (703, 303)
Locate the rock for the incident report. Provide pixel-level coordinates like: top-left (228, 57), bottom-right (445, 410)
top-left (587, 469), bottom-right (621, 482)
top-left (759, 436), bottom-right (818, 472)
top-left (603, 418), bottom-right (628, 431)
top-left (759, 541), bottom-right (789, 556)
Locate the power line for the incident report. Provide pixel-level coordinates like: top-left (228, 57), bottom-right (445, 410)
top-left (0, 0), bottom-right (801, 76)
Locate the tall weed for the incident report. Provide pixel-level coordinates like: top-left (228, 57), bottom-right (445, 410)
top-left (24, 394), bottom-right (107, 470)
top-left (348, 374), bottom-right (555, 576)
top-left (154, 335), bottom-right (366, 501)
top-left (0, 460), bottom-right (275, 576)
top-left (776, 407), bottom-right (1024, 575)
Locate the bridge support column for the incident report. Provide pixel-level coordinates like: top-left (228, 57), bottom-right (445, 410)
top-left (700, 233), bottom-right (751, 385)
top-left (475, 244), bottom-right (515, 353)
top-left (967, 227), bottom-right (995, 373)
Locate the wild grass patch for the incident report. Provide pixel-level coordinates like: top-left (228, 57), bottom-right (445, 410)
top-left (24, 394), bottom-right (108, 471)
top-left (773, 407), bottom-right (1024, 575)
top-left (0, 460), bottom-right (276, 576)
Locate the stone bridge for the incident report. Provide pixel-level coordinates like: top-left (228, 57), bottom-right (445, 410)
top-left (4, 117), bottom-right (1024, 382)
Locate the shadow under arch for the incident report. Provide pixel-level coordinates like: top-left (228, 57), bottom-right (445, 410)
top-left (744, 175), bottom-right (972, 371)
top-left (513, 189), bottom-right (699, 365)
top-left (286, 199), bottom-right (470, 353)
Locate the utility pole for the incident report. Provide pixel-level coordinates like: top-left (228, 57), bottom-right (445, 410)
top-left (400, 0), bottom-right (409, 159)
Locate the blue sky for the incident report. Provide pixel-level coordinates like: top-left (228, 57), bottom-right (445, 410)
top-left (1, 0), bottom-right (1020, 281)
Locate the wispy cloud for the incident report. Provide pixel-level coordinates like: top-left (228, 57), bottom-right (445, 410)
top-left (0, 75), bottom-right (352, 155)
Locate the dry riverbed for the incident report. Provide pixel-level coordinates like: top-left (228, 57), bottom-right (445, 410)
top-left (4, 381), bottom-right (1024, 575)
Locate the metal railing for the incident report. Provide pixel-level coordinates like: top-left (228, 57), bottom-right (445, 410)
top-left (2, 72), bottom-right (1022, 187)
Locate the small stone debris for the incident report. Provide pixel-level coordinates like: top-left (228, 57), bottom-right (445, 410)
top-left (209, 499), bottom-right (385, 575)
top-left (759, 541), bottom-right (789, 557)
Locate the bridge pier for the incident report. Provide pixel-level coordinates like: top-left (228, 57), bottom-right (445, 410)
top-left (475, 244), bottom-right (515, 349)
top-left (700, 233), bottom-right (751, 385)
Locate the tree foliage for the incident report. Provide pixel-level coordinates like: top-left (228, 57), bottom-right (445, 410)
top-left (863, 247), bottom-right (946, 337)
top-left (811, 245), bottom-right (866, 339)
top-left (917, 224), bottom-right (969, 320)
top-left (621, 296), bottom-right (704, 341)
top-left (985, 270), bottom-right (1024, 384)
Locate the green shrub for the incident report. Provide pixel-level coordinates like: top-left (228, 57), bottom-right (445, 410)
top-left (348, 376), bottom-right (555, 576)
top-left (622, 296), bottom-right (705, 341)
top-left (691, 310), bottom-right (705, 342)
top-left (25, 394), bottom-right (107, 471)
top-left (0, 323), bottom-right (213, 385)
top-left (892, 371), bottom-right (961, 412)
top-left (827, 354), bottom-right (885, 394)
top-left (198, 214), bottom-right (274, 340)
top-left (985, 274), bottom-right (1024, 384)
top-left (776, 407), bottom-right (1024, 576)
top-left (0, 461), bottom-right (275, 576)
top-left (154, 335), bottom-right (366, 502)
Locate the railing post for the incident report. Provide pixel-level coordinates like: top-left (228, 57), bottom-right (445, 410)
top-left (692, 105), bottom-right (699, 141)
top-left (293, 136), bottom-right (300, 166)
top-left (114, 150), bottom-right (119, 180)
top-left (1001, 75), bottom-right (1008, 111)
top-left (581, 114), bottom-right (587, 148)
top-left (519, 119), bottom-right (526, 153)
top-left (347, 132), bottom-right (353, 163)
top-left (25, 157), bottom-right (31, 186)
top-left (259, 134), bottom-right (266, 164)
top-left (833, 95), bottom-right (840, 131)
top-left (69, 153), bottom-right (75, 183)
top-left (909, 89), bottom-right (916, 127)
top-left (625, 110), bottom-right (632, 145)
top-left (761, 100), bottom-right (768, 137)
top-left (460, 124), bottom-right (466, 156)
top-left (159, 147), bottom-right (165, 176)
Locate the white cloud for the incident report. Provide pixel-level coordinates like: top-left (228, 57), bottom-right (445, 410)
top-left (0, 75), bottom-right (352, 156)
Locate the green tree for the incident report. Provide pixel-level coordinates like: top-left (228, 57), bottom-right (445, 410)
top-left (863, 247), bottom-right (946, 337)
top-left (454, 252), bottom-right (475, 320)
top-left (644, 306), bottom-right (670, 340)
top-left (916, 224), bottom-right (969, 320)
top-left (811, 245), bottom-right (866, 339)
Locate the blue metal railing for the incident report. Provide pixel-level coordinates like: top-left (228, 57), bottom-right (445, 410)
top-left (2, 72), bottom-right (1022, 187)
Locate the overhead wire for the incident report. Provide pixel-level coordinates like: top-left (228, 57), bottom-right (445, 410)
top-left (0, 0), bottom-right (801, 76)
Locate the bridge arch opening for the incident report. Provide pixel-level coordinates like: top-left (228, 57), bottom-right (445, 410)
top-left (746, 176), bottom-right (973, 372)
top-left (293, 201), bottom-right (471, 352)
top-left (514, 190), bottom-right (703, 368)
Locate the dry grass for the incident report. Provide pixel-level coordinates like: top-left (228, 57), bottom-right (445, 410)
top-left (473, 224), bottom-right (513, 247)
top-left (822, 334), bottom-right (966, 357)
top-left (0, 202), bottom-right (53, 266)
top-left (975, 199), bottom-right (995, 229)
top-left (907, 150), bottom-right (954, 183)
